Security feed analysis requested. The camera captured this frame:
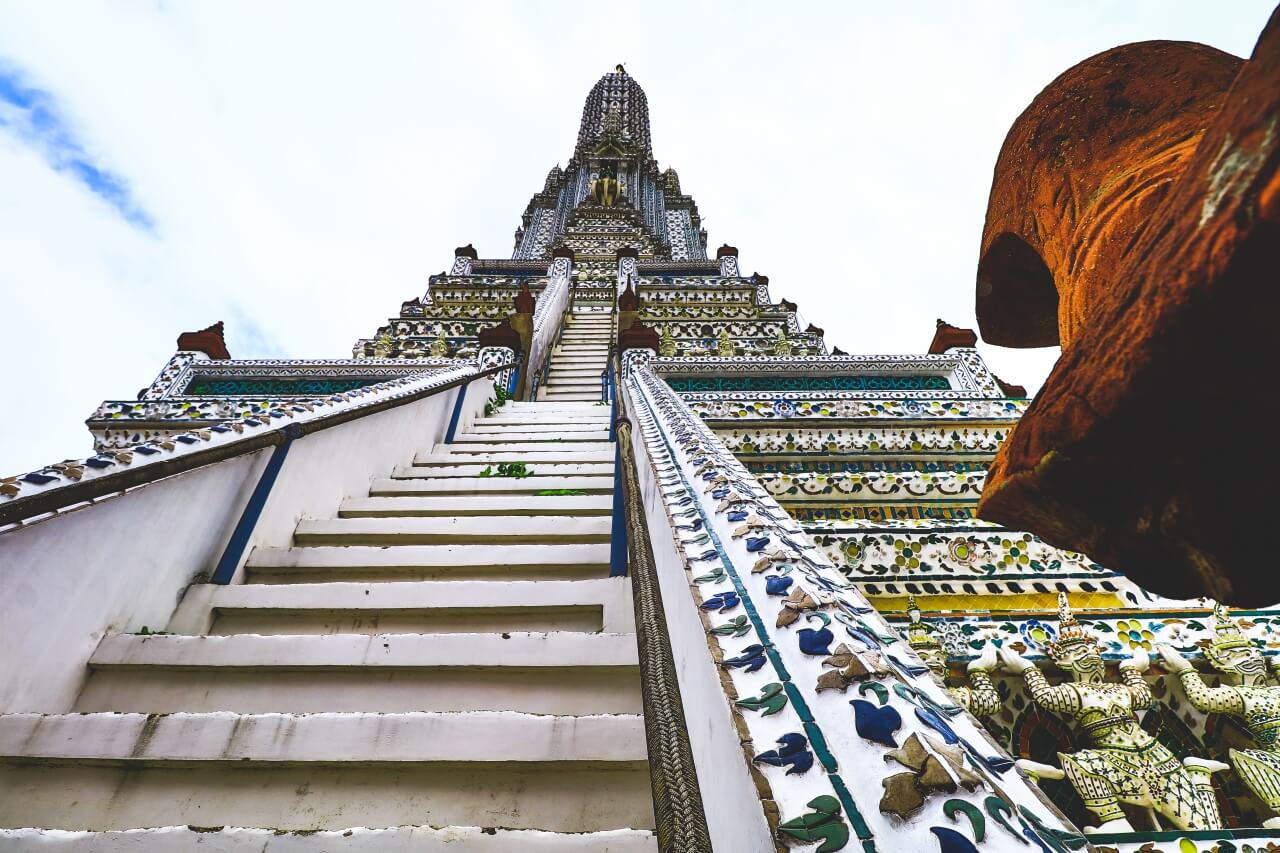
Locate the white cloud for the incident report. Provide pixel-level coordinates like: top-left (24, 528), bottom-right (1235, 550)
top-left (0, 0), bottom-right (1273, 473)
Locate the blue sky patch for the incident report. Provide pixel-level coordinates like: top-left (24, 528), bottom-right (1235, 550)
top-left (0, 62), bottom-right (154, 230)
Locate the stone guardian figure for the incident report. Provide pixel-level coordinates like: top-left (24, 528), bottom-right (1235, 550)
top-left (1158, 603), bottom-right (1280, 828)
top-left (1000, 593), bottom-right (1226, 833)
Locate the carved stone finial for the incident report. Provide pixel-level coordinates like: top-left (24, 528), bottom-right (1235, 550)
top-left (513, 281), bottom-right (536, 315)
top-left (176, 321), bottom-right (230, 360)
top-left (618, 277), bottom-right (640, 312)
top-left (454, 244), bottom-right (478, 259)
top-left (927, 319), bottom-right (978, 354)
top-left (478, 318), bottom-right (522, 355)
top-left (619, 321), bottom-right (659, 354)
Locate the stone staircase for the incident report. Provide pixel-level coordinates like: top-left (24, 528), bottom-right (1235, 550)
top-left (539, 310), bottom-right (613, 402)
top-left (0, 401), bottom-right (656, 851)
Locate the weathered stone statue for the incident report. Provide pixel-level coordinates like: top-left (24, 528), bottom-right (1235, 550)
top-left (1001, 593), bottom-right (1225, 833)
top-left (1159, 603), bottom-right (1280, 827)
top-left (716, 328), bottom-right (735, 357)
top-left (429, 327), bottom-right (451, 357)
top-left (903, 597), bottom-right (999, 716)
top-left (658, 325), bottom-right (677, 357)
top-left (973, 10), bottom-right (1280, 605)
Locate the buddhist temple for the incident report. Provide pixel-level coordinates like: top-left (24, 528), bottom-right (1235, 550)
top-left (2, 54), bottom-right (1279, 853)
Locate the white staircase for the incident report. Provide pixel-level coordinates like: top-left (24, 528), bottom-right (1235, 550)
top-left (538, 310), bottom-right (613, 402)
top-left (0, 402), bottom-right (656, 851)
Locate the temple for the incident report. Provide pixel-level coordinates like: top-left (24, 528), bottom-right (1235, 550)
top-left (3, 64), bottom-right (1280, 853)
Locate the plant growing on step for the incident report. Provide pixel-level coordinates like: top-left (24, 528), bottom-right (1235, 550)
top-left (534, 488), bottom-right (586, 496)
top-left (130, 626), bottom-right (172, 636)
top-left (479, 462), bottom-right (533, 478)
top-left (483, 382), bottom-right (513, 417)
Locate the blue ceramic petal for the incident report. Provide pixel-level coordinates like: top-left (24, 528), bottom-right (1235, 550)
top-left (930, 827), bottom-right (980, 853)
top-left (765, 575), bottom-right (794, 595)
top-left (851, 698), bottom-right (901, 747)
top-left (915, 707), bottom-right (960, 744)
top-left (746, 536), bottom-right (771, 552)
top-left (797, 627), bottom-right (834, 655)
top-left (700, 592), bottom-right (740, 612)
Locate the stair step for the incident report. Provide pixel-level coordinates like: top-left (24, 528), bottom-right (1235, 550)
top-left (371, 475), bottom-right (612, 496)
top-left (549, 369), bottom-right (609, 378)
top-left (0, 826), bottom-right (659, 852)
top-left (429, 441), bottom-right (608, 455)
top-left (76, 633), bottom-right (641, 714)
top-left (293, 516), bottom-right (610, 545)
top-left (246, 543), bottom-right (612, 582)
top-left (182, 578), bottom-right (632, 635)
top-left (414, 449), bottom-right (613, 464)
top-left (339, 495), bottom-right (612, 517)
top-left (504, 401), bottom-right (602, 410)
top-left (451, 430), bottom-right (610, 442)
top-left (477, 414), bottom-right (610, 425)
top-left (0, 710), bottom-right (645, 763)
top-left (468, 422), bottom-right (604, 434)
top-left (546, 380), bottom-right (605, 389)
top-left (390, 461), bottom-right (612, 478)
top-left (0, 713), bottom-right (651, 833)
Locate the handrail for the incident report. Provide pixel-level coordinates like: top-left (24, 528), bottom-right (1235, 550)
top-left (0, 361), bottom-right (510, 529)
top-left (612, 350), bottom-right (713, 853)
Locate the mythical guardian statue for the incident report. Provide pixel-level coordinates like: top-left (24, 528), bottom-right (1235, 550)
top-left (903, 597), bottom-right (1000, 716)
top-left (1159, 603), bottom-right (1280, 827)
top-left (1001, 593), bottom-right (1225, 833)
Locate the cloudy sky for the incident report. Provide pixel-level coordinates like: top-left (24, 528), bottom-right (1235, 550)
top-left (0, 1), bottom-right (1273, 474)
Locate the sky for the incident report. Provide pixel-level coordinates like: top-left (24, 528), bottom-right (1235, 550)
top-left (0, 1), bottom-right (1274, 475)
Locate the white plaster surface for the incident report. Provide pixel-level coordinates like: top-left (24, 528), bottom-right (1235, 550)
top-left (89, 631), bottom-right (640, 669)
top-left (370, 475), bottom-right (613, 494)
top-left (391, 461), bottom-right (613, 477)
top-left (0, 711), bottom-right (646, 763)
top-left (0, 826), bottom-right (658, 852)
top-left (173, 577), bottom-right (634, 634)
top-left (0, 451), bottom-right (267, 713)
top-left (291, 515), bottom-right (611, 543)
top-left (338, 495), bottom-right (613, 516)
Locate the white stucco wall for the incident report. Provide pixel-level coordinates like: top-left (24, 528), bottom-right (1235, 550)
top-left (624, 384), bottom-right (773, 851)
top-left (0, 451), bottom-right (268, 713)
top-left (0, 375), bottom-right (494, 714)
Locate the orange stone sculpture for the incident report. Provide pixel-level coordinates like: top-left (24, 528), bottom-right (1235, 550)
top-left (975, 8), bottom-right (1280, 605)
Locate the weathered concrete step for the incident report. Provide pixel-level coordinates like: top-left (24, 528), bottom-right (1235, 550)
top-left (340, 495), bottom-right (612, 517)
top-left (451, 430), bottom-right (610, 442)
top-left (293, 516), bottom-right (610, 545)
top-left (543, 392), bottom-right (603, 401)
top-left (469, 422), bottom-right (605, 434)
top-left (431, 441), bottom-right (607, 455)
top-left (0, 714), bottom-right (652, 833)
top-left (87, 631), bottom-right (639, 670)
top-left (0, 711), bottom-right (645, 763)
top-left (546, 380), bottom-right (605, 390)
top-left (370, 475), bottom-right (612, 496)
top-left (476, 414), bottom-right (611, 425)
top-left (390, 461), bottom-right (612, 478)
top-left (549, 368), bottom-right (609, 378)
top-left (0, 826), bottom-right (658, 852)
top-left (176, 578), bottom-right (633, 636)
top-left (75, 633), bottom-right (642, 714)
top-left (414, 448), bottom-right (613, 464)
top-left (505, 401), bottom-right (601, 410)
top-left (246, 543), bottom-right (612, 582)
